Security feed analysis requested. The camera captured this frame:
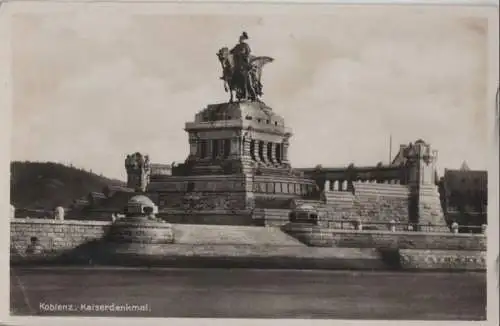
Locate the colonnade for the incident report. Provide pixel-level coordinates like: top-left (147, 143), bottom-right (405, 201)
top-left (254, 181), bottom-right (315, 195)
top-left (189, 136), bottom-right (289, 165)
top-left (324, 178), bottom-right (403, 191)
top-left (248, 139), bottom-right (288, 164)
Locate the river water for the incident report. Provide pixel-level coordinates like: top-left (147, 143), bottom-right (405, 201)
top-left (10, 267), bottom-right (486, 320)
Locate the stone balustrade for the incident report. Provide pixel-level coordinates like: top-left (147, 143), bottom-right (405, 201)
top-left (282, 224), bottom-right (487, 251)
top-left (324, 179), bottom-right (403, 192)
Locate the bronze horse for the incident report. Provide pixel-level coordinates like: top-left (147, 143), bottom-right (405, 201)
top-left (217, 47), bottom-right (274, 102)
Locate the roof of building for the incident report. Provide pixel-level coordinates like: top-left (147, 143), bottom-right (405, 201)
top-left (443, 168), bottom-right (487, 191)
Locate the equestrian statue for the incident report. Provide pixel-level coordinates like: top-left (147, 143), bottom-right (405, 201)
top-left (217, 32), bottom-right (274, 102)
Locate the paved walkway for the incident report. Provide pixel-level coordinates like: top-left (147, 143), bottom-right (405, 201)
top-left (172, 224), bottom-right (303, 246)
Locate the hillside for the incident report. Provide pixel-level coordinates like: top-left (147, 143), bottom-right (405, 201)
top-left (10, 161), bottom-right (126, 210)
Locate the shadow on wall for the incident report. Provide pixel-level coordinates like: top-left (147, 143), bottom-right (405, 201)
top-left (377, 248), bottom-right (403, 270)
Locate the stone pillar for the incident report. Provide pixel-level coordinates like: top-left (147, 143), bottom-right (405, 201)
top-left (188, 134), bottom-right (198, 158)
top-left (230, 137), bottom-right (240, 157)
top-left (261, 140), bottom-right (268, 164)
top-left (10, 204), bottom-right (15, 219)
top-left (451, 222), bottom-right (459, 234)
top-left (389, 219), bottom-right (396, 232)
top-left (354, 218), bottom-right (363, 230)
top-left (281, 138), bottom-right (290, 165)
top-left (252, 140), bottom-right (260, 162)
top-left (242, 137), bottom-right (251, 159)
top-left (54, 206), bottom-right (65, 221)
top-left (324, 180), bottom-right (331, 191)
top-left (282, 140), bottom-right (290, 165)
top-left (206, 139), bottom-right (213, 160)
top-left (270, 142), bottom-right (277, 164)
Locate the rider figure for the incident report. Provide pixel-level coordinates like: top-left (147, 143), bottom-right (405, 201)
top-left (230, 32), bottom-right (251, 72)
top-left (230, 32), bottom-right (256, 100)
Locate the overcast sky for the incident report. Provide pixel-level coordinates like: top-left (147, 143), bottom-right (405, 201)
top-left (10, 7), bottom-right (490, 181)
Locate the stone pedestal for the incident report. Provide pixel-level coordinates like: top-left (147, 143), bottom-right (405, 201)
top-left (146, 101), bottom-right (316, 226)
top-left (106, 216), bottom-right (174, 244)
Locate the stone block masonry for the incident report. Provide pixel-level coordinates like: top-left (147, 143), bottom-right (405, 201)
top-left (282, 224), bottom-right (486, 251)
top-left (11, 218), bottom-right (111, 254)
top-left (282, 224), bottom-right (486, 270)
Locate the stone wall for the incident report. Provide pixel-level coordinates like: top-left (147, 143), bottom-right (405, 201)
top-left (325, 182), bottom-right (410, 223)
top-left (252, 208), bottom-right (291, 226)
top-left (399, 249), bottom-right (486, 271)
top-left (418, 185), bottom-right (448, 226)
top-left (282, 224), bottom-right (486, 251)
top-left (159, 210), bottom-right (254, 225)
top-left (157, 191), bottom-right (247, 211)
top-left (10, 218), bottom-right (111, 254)
top-left (320, 182), bottom-right (448, 230)
top-left (282, 224), bottom-right (486, 270)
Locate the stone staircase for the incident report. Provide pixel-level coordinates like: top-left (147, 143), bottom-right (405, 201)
top-left (321, 182), bottom-right (411, 229)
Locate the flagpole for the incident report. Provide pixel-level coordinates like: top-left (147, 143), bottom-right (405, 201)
top-left (389, 134), bottom-right (392, 165)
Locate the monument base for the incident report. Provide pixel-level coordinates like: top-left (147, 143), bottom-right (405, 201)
top-left (106, 216), bottom-right (174, 244)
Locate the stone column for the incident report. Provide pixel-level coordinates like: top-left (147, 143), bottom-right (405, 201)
top-left (230, 137), bottom-right (240, 157)
top-left (269, 142), bottom-right (277, 165)
top-left (261, 140), bottom-right (269, 164)
top-left (54, 206), bottom-right (65, 221)
top-left (206, 139), bottom-right (213, 160)
top-left (188, 134), bottom-right (198, 158)
top-left (255, 140), bottom-right (263, 163)
top-left (282, 140), bottom-right (290, 165)
top-left (324, 180), bottom-right (331, 191)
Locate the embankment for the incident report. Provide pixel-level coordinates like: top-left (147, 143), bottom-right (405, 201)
top-left (10, 218), bottom-right (486, 271)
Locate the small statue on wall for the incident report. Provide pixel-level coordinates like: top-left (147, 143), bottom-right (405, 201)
top-left (54, 206), bottom-right (65, 221)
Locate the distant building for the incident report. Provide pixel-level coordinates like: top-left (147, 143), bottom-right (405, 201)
top-left (438, 162), bottom-right (487, 229)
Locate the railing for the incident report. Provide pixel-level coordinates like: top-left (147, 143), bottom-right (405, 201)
top-left (321, 219), bottom-right (486, 234)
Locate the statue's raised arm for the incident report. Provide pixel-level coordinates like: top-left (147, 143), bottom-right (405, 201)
top-left (217, 32), bottom-right (274, 103)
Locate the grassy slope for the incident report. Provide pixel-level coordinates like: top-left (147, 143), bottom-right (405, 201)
top-left (10, 161), bottom-right (126, 210)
